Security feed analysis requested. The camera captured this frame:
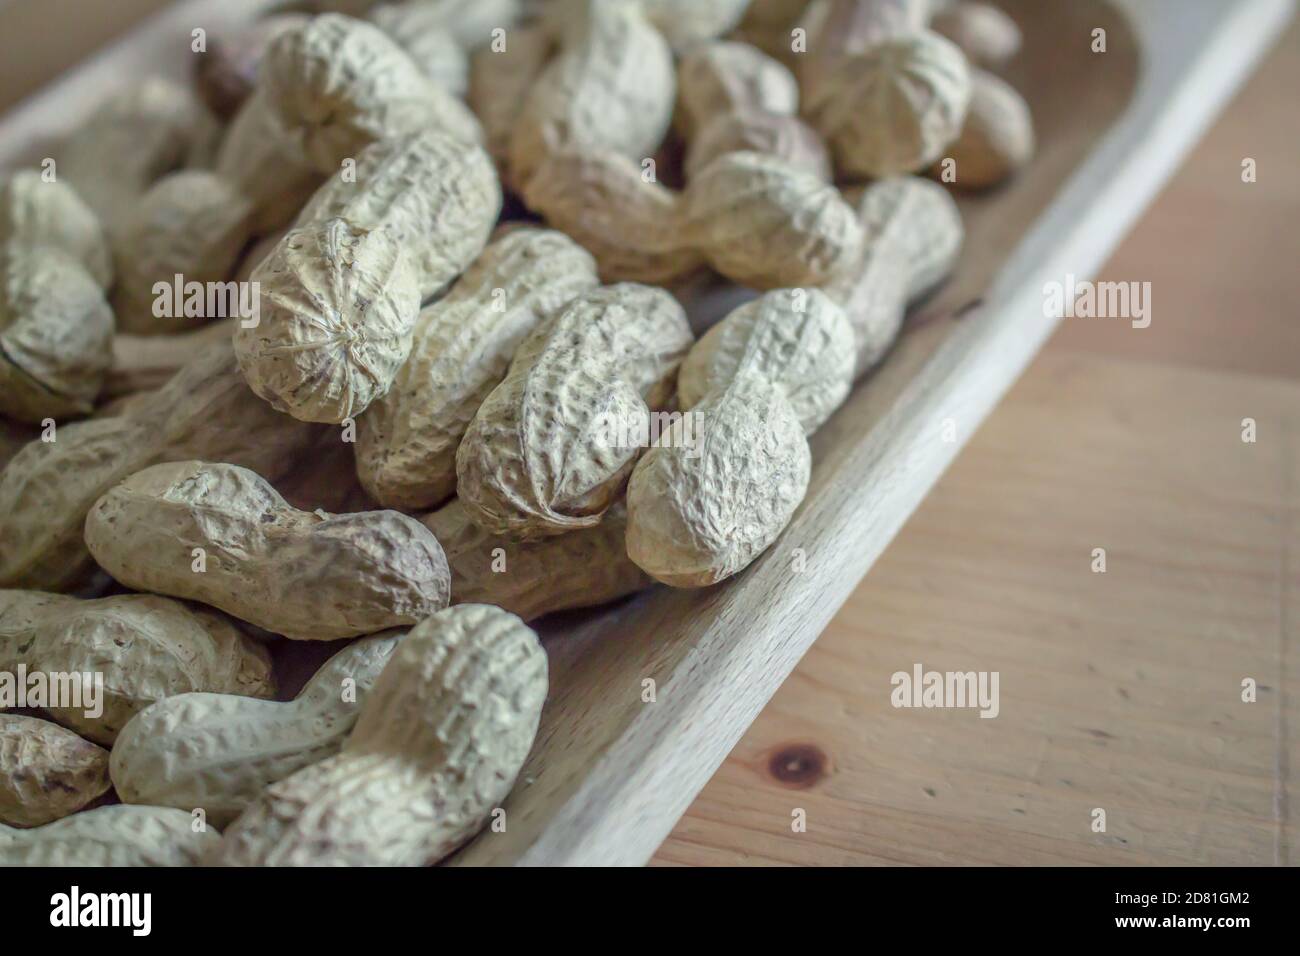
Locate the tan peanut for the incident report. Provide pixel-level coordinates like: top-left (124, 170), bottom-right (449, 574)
top-left (522, 148), bottom-right (864, 287)
top-left (0, 590), bottom-right (274, 744)
top-left (209, 604), bottom-right (546, 866)
top-left (84, 460), bottom-right (451, 641)
top-left (367, 0), bottom-right (528, 94)
top-left (457, 283), bottom-right (693, 538)
top-left (0, 170), bottom-right (112, 289)
top-left (261, 14), bottom-right (483, 174)
top-left (732, 0), bottom-right (813, 66)
top-left (801, 3), bottom-right (972, 179)
top-left (422, 498), bottom-right (651, 620)
top-left (626, 288), bottom-right (854, 586)
top-left (0, 343), bottom-right (325, 591)
top-left (110, 172), bottom-right (256, 334)
top-left (931, 1), bottom-right (1021, 66)
top-left (469, 23), bottom-right (554, 176)
top-left (327, 0), bottom-right (524, 48)
top-left (633, 0), bottom-right (754, 51)
top-left (677, 40), bottom-right (830, 181)
top-left (0, 805), bottom-right (220, 866)
top-left (822, 176), bottom-right (963, 375)
top-left (235, 131), bottom-right (501, 424)
top-left (54, 78), bottom-right (221, 232)
top-left (0, 172), bottom-right (114, 423)
top-left (194, 15), bottom-right (311, 120)
top-left (511, 0), bottom-right (675, 188)
top-left (110, 630), bottom-right (404, 826)
top-left (0, 714), bottom-right (110, 827)
top-left (356, 227), bottom-right (598, 510)
top-left (933, 68), bottom-right (1034, 189)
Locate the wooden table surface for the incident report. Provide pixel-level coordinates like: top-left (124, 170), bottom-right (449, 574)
top-left (653, 14), bottom-right (1300, 867)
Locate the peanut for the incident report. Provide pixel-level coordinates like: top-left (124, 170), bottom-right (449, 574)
top-left (677, 40), bottom-right (830, 181)
top-left (0, 714), bottom-right (110, 827)
top-left (822, 176), bottom-right (963, 375)
top-left (931, 0), bottom-right (1021, 66)
top-left (110, 630), bottom-right (403, 826)
top-left (522, 148), bottom-right (863, 287)
top-left (626, 288), bottom-right (853, 586)
top-left (0, 343), bottom-right (324, 591)
top-left (456, 283), bottom-right (693, 538)
top-left (356, 227), bottom-right (599, 510)
top-left (110, 172), bottom-right (256, 334)
top-left (324, 0), bottom-right (524, 48)
top-left (422, 498), bottom-right (651, 620)
top-left (105, 319), bottom-right (237, 400)
top-left (0, 805), bottom-right (220, 866)
top-left (0, 589), bottom-right (274, 744)
top-left (262, 14), bottom-right (483, 174)
top-left (84, 460), bottom-right (451, 641)
top-left (801, 4), bottom-right (972, 179)
top-left (634, 0), bottom-right (754, 51)
top-left (933, 68), bottom-right (1034, 189)
top-left (732, 0), bottom-right (813, 66)
top-left (0, 170), bottom-right (112, 289)
top-left (235, 131), bottom-right (501, 423)
top-left (510, 0), bottom-right (675, 188)
top-left (54, 78), bottom-right (221, 234)
top-left (0, 244), bottom-right (113, 423)
top-left (208, 604), bottom-right (546, 867)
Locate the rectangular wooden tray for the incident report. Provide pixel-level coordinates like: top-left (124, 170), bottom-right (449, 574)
top-left (0, 0), bottom-right (1291, 865)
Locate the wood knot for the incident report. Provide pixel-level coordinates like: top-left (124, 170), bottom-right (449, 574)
top-left (767, 743), bottom-right (829, 789)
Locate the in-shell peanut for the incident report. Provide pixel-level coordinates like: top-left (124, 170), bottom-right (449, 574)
top-left (0, 714), bottom-right (110, 827)
top-left (208, 604), bottom-right (546, 867)
top-left (0, 805), bottom-right (220, 866)
top-left (0, 589), bottom-right (274, 744)
top-left (421, 498), bottom-right (651, 620)
top-left (456, 283), bottom-right (693, 538)
top-left (84, 460), bottom-right (451, 641)
top-left (933, 68), bottom-right (1034, 189)
top-left (356, 226), bottom-right (598, 510)
top-left (110, 630), bottom-right (404, 825)
top-left (627, 288), bottom-right (854, 586)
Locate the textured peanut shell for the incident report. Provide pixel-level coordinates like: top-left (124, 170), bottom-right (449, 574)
top-left (511, 1), bottom-right (675, 186)
top-left (0, 244), bottom-right (113, 423)
top-left (422, 498), bottom-right (651, 620)
top-left (821, 176), bottom-right (963, 375)
top-left (805, 31), bottom-right (972, 179)
top-left (294, 130), bottom-right (501, 299)
top-left (0, 714), bottom-right (110, 827)
top-left (0, 805), bottom-right (220, 866)
top-left (110, 631), bottom-right (403, 826)
top-left (627, 374), bottom-right (810, 587)
top-left (936, 68), bottom-right (1034, 189)
top-left (357, 228), bottom-right (598, 510)
top-left (209, 604), bottom-right (546, 867)
top-left (931, 1), bottom-right (1022, 66)
top-left (262, 14), bottom-right (482, 173)
top-left (677, 288), bottom-right (854, 434)
top-left (457, 283), bottom-right (693, 538)
top-left (55, 78), bottom-right (220, 231)
top-left (111, 171), bottom-right (256, 334)
top-left (0, 343), bottom-right (325, 591)
top-left (635, 0), bottom-right (753, 51)
top-left (84, 460), bottom-right (451, 641)
top-left (799, 0), bottom-right (940, 101)
top-left (237, 218), bottom-right (421, 424)
top-left (0, 590), bottom-right (274, 744)
top-left (686, 110), bottom-right (831, 181)
top-left (523, 148), bottom-right (861, 288)
top-left (0, 171), bottom-right (112, 289)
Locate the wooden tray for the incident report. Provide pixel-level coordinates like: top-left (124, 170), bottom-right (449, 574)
top-left (0, 0), bottom-right (1291, 866)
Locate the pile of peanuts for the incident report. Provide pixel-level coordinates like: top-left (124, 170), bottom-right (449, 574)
top-left (0, 0), bottom-right (1033, 866)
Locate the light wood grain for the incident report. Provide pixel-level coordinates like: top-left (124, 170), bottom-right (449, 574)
top-left (656, 14), bottom-right (1300, 868)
